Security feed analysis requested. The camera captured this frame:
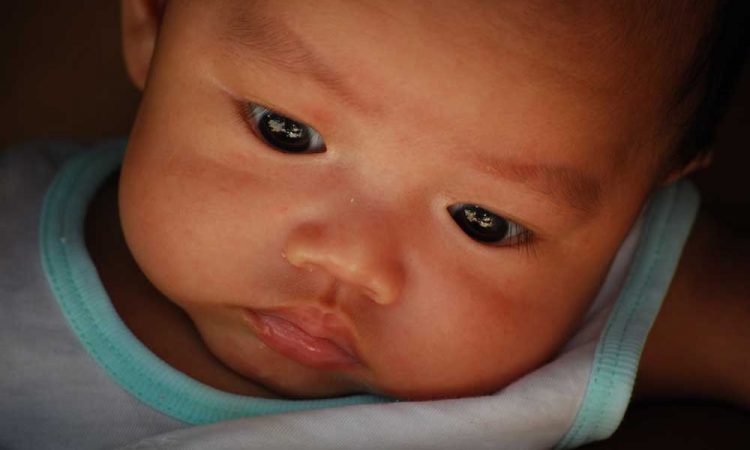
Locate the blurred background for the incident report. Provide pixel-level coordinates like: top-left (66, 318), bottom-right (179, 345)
top-left (1, 2), bottom-right (749, 448)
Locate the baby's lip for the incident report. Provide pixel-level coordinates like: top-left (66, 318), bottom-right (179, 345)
top-left (242, 307), bottom-right (362, 370)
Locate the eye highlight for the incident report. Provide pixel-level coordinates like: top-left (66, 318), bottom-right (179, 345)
top-left (448, 204), bottom-right (532, 246)
top-left (243, 103), bottom-right (326, 154)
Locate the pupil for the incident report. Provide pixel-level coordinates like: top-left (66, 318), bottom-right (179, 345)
top-left (259, 112), bottom-right (311, 152)
top-left (450, 204), bottom-right (509, 243)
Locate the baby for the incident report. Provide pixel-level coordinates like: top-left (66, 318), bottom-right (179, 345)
top-left (2, 0), bottom-right (749, 449)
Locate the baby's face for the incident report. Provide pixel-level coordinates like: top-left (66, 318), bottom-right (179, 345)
top-left (120, 0), bottom-right (683, 399)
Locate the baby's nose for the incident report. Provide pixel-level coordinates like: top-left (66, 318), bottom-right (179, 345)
top-left (283, 220), bottom-right (405, 306)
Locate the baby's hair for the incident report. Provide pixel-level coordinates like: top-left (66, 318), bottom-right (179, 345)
top-left (669, 0), bottom-right (750, 169)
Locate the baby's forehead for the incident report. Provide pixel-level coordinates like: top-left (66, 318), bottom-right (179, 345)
top-left (460, 1), bottom-right (712, 92)
top-left (216, 0), bottom-right (709, 97)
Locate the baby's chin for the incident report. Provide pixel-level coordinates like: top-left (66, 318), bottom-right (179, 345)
top-left (238, 356), bottom-right (372, 400)
top-left (220, 348), bottom-right (508, 402)
top-left (238, 368), bottom-right (497, 402)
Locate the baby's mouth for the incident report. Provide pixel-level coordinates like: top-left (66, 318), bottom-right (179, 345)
top-left (242, 308), bottom-right (361, 370)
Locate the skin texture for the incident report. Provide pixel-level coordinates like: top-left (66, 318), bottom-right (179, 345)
top-left (109, 0), bottom-right (718, 400)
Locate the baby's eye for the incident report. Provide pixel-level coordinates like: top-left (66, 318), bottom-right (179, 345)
top-left (447, 204), bottom-right (531, 246)
top-left (243, 103), bottom-right (326, 153)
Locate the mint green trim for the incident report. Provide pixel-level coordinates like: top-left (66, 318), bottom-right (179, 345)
top-left (555, 181), bottom-right (700, 448)
top-left (39, 141), bottom-right (388, 425)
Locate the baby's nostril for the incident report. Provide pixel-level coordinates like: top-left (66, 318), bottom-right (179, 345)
top-left (361, 286), bottom-right (379, 302)
top-left (284, 247), bottom-right (311, 269)
top-left (287, 253), bottom-right (318, 273)
top-left (363, 279), bottom-right (399, 306)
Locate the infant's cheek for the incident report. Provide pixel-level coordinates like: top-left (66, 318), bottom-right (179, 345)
top-left (121, 172), bottom-right (248, 306)
top-left (120, 180), bottom-right (212, 303)
top-left (355, 310), bottom-right (491, 398)
top-left (364, 279), bottom-right (574, 399)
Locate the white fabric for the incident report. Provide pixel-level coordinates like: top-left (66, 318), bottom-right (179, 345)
top-left (0, 142), bottom-right (186, 450)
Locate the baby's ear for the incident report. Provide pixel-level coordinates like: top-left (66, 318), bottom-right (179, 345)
top-left (120, 0), bottom-right (166, 90)
top-left (660, 151), bottom-right (714, 186)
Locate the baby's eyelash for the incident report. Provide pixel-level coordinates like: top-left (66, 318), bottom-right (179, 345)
top-left (514, 232), bottom-right (539, 257)
top-left (233, 100), bottom-right (256, 134)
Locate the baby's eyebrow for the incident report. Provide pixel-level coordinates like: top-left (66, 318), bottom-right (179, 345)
top-left (220, 4), bottom-right (375, 115)
top-left (470, 155), bottom-right (602, 217)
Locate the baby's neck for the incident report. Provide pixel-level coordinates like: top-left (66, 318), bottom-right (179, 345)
top-left (85, 175), bottom-right (278, 398)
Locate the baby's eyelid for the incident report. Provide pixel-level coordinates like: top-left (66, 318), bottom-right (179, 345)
top-left (237, 96), bottom-right (306, 126)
